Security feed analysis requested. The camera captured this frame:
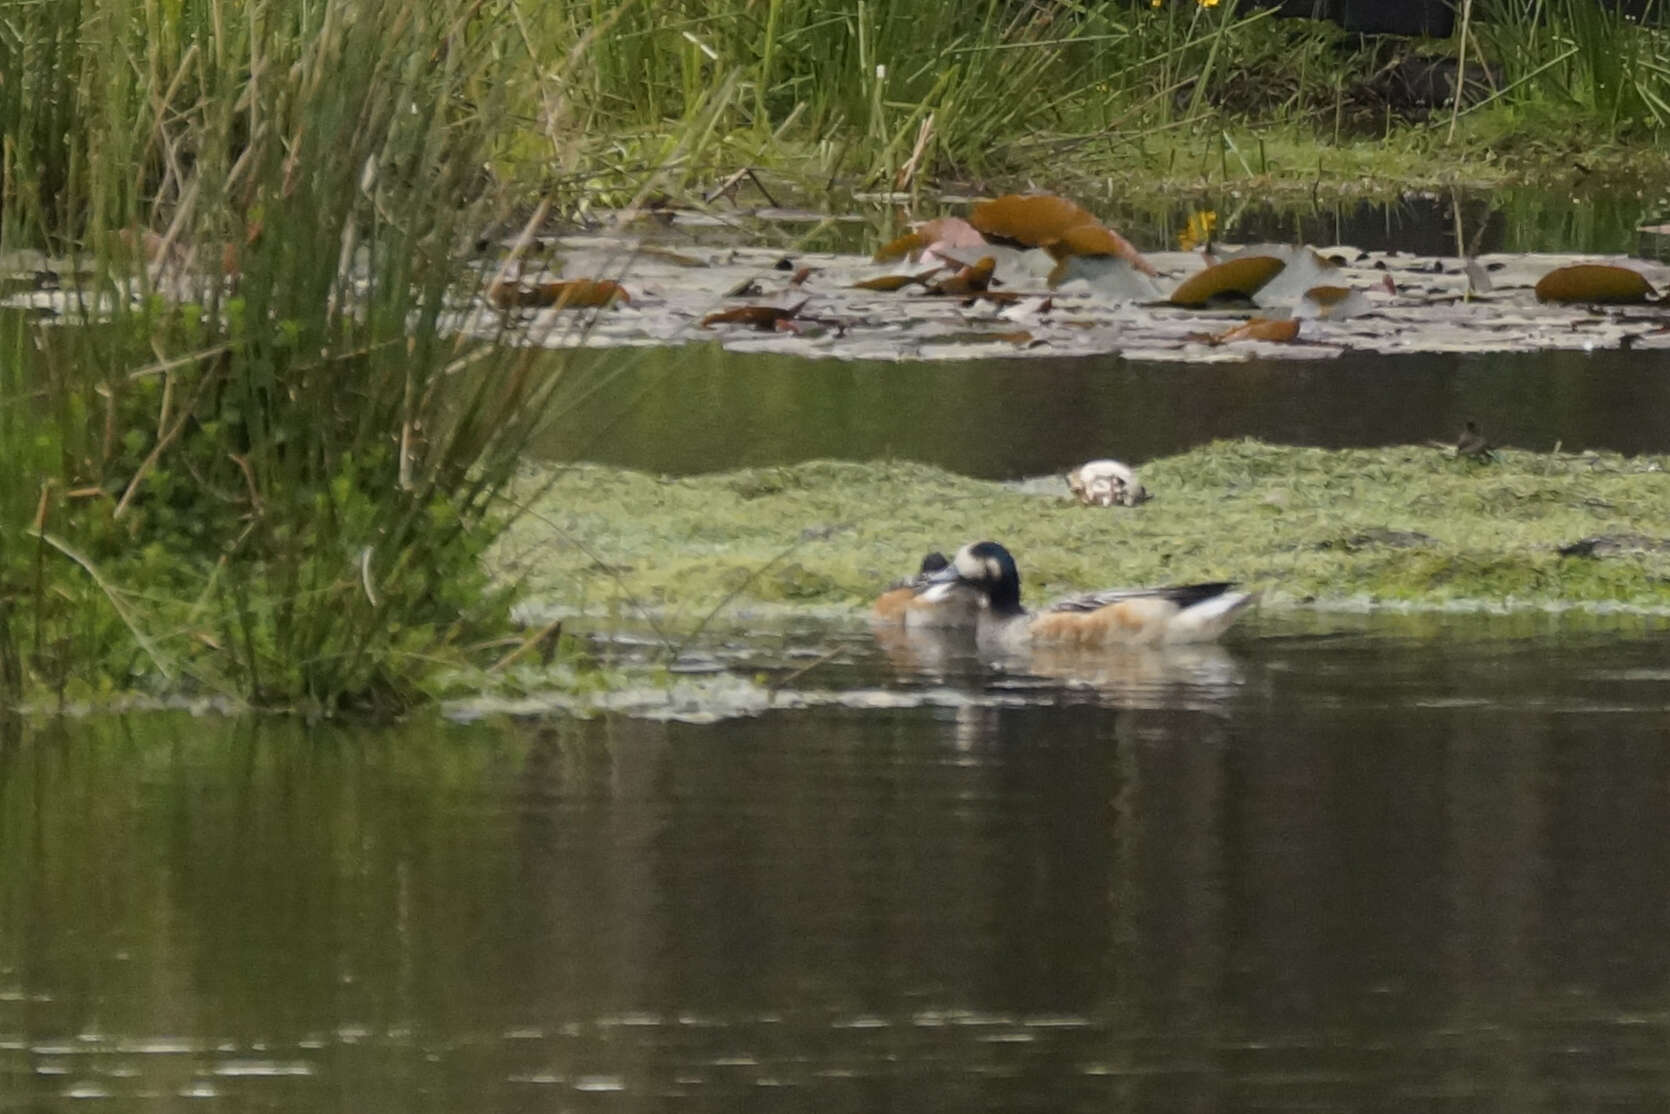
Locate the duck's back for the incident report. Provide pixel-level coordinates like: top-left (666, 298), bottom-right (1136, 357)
top-left (1034, 582), bottom-right (1252, 645)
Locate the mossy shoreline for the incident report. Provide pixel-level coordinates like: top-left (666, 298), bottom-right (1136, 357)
top-left (497, 440), bottom-right (1670, 622)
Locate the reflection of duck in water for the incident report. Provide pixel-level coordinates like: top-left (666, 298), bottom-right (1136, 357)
top-left (1018, 641), bottom-right (1245, 705)
top-left (925, 541), bottom-right (1254, 649)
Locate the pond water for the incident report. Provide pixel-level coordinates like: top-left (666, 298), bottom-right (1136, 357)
top-left (538, 344), bottom-right (1670, 478)
top-left (5, 612), bottom-right (1670, 1112)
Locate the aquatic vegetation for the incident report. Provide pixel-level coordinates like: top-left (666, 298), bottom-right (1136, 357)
top-left (0, 0), bottom-right (565, 714)
top-left (439, 230), bottom-right (1670, 363)
top-left (1534, 263), bottom-right (1658, 304)
top-left (499, 442), bottom-right (1670, 622)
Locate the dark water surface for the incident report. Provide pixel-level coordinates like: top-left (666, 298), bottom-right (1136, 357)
top-left (6, 614), bottom-right (1670, 1112)
top-left (540, 345), bottom-right (1670, 478)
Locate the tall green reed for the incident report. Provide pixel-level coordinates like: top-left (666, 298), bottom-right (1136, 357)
top-left (1, 0), bottom-right (576, 713)
top-left (1476, 0), bottom-right (1670, 131)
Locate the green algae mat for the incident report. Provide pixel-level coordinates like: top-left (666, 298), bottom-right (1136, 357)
top-left (496, 440), bottom-right (1670, 621)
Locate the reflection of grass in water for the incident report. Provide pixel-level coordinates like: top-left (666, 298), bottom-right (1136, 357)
top-left (500, 440), bottom-right (1670, 620)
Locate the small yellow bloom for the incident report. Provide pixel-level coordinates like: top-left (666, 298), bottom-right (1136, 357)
top-left (1178, 209), bottom-right (1217, 251)
top-left (1199, 0), bottom-right (1221, 6)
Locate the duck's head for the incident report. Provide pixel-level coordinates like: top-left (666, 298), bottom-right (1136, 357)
top-left (930, 541), bottom-right (1024, 614)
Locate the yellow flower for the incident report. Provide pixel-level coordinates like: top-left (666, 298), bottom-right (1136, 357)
top-left (1199, 0), bottom-right (1220, 5)
top-left (1178, 209), bottom-right (1217, 251)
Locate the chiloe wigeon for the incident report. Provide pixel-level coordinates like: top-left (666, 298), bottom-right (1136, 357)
top-left (926, 541), bottom-right (1254, 649)
top-left (870, 551), bottom-right (984, 627)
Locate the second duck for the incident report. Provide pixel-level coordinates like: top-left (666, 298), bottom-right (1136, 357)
top-left (925, 540), bottom-right (1254, 648)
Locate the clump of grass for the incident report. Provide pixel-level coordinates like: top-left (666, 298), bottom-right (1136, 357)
top-left (1474, 0), bottom-right (1670, 134)
top-left (500, 442), bottom-right (1670, 620)
top-left (0, 0), bottom-right (591, 714)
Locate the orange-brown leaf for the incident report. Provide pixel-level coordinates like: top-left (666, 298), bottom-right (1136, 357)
top-left (489, 278), bottom-right (629, 309)
top-left (970, 193), bottom-right (1096, 248)
top-left (874, 216), bottom-right (987, 262)
top-left (1169, 255), bottom-right (1286, 307)
top-left (1534, 264), bottom-right (1656, 305)
top-left (852, 267), bottom-right (941, 292)
top-left (925, 256), bottom-right (996, 296)
top-left (873, 231), bottom-right (929, 263)
top-left (699, 298), bottom-right (809, 330)
top-left (1209, 316), bottom-right (1300, 345)
top-left (1043, 222), bottom-right (1157, 276)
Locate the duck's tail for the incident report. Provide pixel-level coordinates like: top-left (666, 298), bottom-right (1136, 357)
top-left (1164, 588), bottom-right (1257, 643)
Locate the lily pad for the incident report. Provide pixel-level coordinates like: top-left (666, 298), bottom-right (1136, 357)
top-left (1206, 316), bottom-right (1301, 345)
top-left (970, 193), bottom-right (1098, 247)
top-left (1295, 285), bottom-right (1373, 320)
top-left (1534, 264), bottom-right (1656, 305)
top-left (1042, 222), bottom-right (1157, 277)
top-left (1170, 255), bottom-right (1286, 307)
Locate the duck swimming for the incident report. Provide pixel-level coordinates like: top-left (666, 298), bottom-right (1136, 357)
top-left (925, 541), bottom-right (1254, 647)
top-left (870, 551), bottom-right (980, 627)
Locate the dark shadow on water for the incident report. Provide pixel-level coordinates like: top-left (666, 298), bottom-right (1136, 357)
top-left (540, 344), bottom-right (1670, 478)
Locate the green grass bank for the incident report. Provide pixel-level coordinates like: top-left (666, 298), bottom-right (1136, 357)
top-left (500, 441), bottom-right (1670, 620)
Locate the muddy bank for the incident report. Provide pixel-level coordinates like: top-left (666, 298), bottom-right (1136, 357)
top-left (495, 440), bottom-right (1670, 622)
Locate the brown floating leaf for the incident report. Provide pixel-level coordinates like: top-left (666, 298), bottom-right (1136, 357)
top-left (1043, 222), bottom-right (1157, 276)
top-left (873, 216), bottom-right (988, 263)
top-left (1169, 255), bottom-right (1286, 307)
top-left (970, 193), bottom-right (1096, 247)
top-left (925, 256), bottom-right (996, 296)
top-left (852, 266), bottom-right (942, 292)
top-left (489, 278), bottom-right (629, 309)
top-left (873, 231), bottom-right (928, 263)
top-left (635, 245), bottom-right (708, 268)
top-left (700, 298), bottom-right (809, 330)
top-left (1534, 263), bottom-right (1656, 304)
top-left (1208, 317), bottom-right (1301, 345)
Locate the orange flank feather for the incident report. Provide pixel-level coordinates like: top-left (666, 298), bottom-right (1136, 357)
top-left (870, 585), bottom-right (922, 623)
top-left (1026, 597), bottom-right (1181, 646)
